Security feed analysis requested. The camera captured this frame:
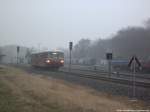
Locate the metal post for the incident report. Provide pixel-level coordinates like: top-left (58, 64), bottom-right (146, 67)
top-left (108, 60), bottom-right (111, 77)
top-left (69, 49), bottom-right (71, 72)
top-left (69, 42), bottom-right (73, 72)
top-left (17, 46), bottom-right (20, 64)
top-left (132, 56), bottom-right (136, 100)
top-left (106, 52), bottom-right (112, 77)
top-left (17, 52), bottom-right (18, 64)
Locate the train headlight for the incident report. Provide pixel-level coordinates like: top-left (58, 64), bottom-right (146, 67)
top-left (60, 60), bottom-right (64, 63)
top-left (46, 59), bottom-right (51, 63)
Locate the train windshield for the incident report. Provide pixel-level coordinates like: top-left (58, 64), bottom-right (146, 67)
top-left (48, 52), bottom-right (64, 59)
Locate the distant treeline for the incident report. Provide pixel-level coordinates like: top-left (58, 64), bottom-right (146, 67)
top-left (72, 19), bottom-right (150, 60)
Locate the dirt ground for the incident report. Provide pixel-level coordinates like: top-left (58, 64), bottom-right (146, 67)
top-left (0, 65), bottom-right (149, 112)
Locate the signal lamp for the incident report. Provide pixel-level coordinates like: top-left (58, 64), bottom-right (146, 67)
top-left (60, 60), bottom-right (64, 63)
top-left (46, 60), bottom-right (51, 63)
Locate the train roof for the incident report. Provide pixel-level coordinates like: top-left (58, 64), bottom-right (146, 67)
top-left (31, 51), bottom-right (64, 55)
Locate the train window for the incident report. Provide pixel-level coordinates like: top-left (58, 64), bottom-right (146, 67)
top-left (52, 52), bottom-right (59, 59)
top-left (48, 52), bottom-right (64, 59)
top-left (48, 52), bottom-right (53, 58)
top-left (58, 53), bottom-right (64, 58)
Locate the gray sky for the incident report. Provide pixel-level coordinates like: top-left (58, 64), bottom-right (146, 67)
top-left (0, 0), bottom-right (150, 49)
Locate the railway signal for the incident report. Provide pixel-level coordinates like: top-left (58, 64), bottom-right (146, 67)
top-left (17, 46), bottom-right (20, 53)
top-left (106, 53), bottom-right (112, 60)
top-left (69, 42), bottom-right (73, 51)
top-left (106, 52), bottom-right (113, 77)
top-left (69, 42), bottom-right (73, 71)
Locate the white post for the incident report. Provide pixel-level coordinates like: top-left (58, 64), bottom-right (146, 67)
top-left (131, 56), bottom-right (137, 101)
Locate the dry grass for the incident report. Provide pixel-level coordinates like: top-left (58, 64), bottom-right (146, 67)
top-left (0, 65), bottom-right (149, 112)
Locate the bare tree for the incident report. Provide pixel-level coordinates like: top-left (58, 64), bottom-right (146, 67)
top-left (73, 39), bottom-right (91, 59)
top-left (71, 18), bottom-right (150, 61)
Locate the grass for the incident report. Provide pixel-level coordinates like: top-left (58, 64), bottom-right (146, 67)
top-left (0, 65), bottom-right (149, 112)
top-left (0, 66), bottom-right (65, 112)
top-left (0, 81), bottom-right (18, 112)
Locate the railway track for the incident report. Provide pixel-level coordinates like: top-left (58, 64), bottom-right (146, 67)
top-left (7, 64), bottom-right (150, 101)
top-left (62, 65), bottom-right (150, 80)
top-left (59, 67), bottom-right (150, 88)
top-left (10, 64), bottom-right (150, 88)
top-left (4, 64), bottom-right (149, 102)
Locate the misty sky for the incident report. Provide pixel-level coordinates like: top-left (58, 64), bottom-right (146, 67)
top-left (0, 0), bottom-right (150, 49)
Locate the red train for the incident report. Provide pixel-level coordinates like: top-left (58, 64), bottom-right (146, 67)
top-left (31, 51), bottom-right (64, 69)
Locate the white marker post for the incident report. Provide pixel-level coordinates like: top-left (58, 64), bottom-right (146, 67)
top-left (132, 56), bottom-right (136, 101)
top-left (128, 55), bottom-right (141, 101)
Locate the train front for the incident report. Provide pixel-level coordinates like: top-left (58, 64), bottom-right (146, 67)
top-left (45, 51), bottom-right (64, 68)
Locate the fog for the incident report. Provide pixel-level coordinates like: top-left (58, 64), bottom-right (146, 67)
top-left (0, 0), bottom-right (150, 49)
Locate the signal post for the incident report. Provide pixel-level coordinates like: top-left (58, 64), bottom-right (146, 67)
top-left (17, 46), bottom-right (20, 64)
top-left (69, 42), bottom-right (73, 72)
top-left (106, 52), bottom-right (113, 77)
